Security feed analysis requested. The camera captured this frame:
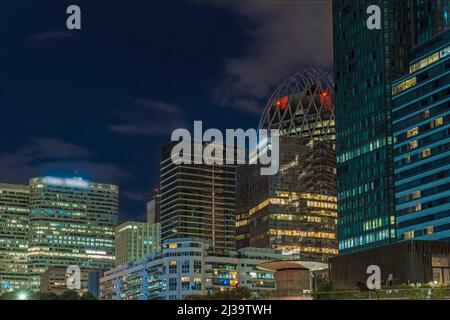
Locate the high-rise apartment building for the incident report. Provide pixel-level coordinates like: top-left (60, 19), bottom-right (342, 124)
top-left (160, 143), bottom-right (236, 253)
top-left (0, 184), bottom-right (30, 292)
top-left (333, 0), bottom-right (411, 253)
top-left (115, 221), bottom-right (161, 266)
top-left (393, 30), bottom-right (450, 241)
top-left (27, 177), bottom-right (118, 289)
top-left (236, 68), bottom-right (338, 262)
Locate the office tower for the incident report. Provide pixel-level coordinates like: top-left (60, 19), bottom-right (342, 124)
top-left (236, 67), bottom-right (338, 262)
top-left (393, 30), bottom-right (450, 241)
top-left (333, 0), bottom-right (411, 253)
top-left (160, 142), bottom-right (236, 253)
top-left (0, 184), bottom-right (29, 292)
top-left (147, 189), bottom-right (161, 224)
top-left (115, 221), bottom-right (161, 266)
top-left (27, 177), bottom-right (118, 289)
top-left (411, 0), bottom-right (450, 47)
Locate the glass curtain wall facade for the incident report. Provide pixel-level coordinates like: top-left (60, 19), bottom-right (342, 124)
top-left (333, 0), bottom-right (411, 253)
top-left (411, 0), bottom-right (450, 47)
top-left (237, 67), bottom-right (338, 262)
top-left (0, 184), bottom-right (30, 292)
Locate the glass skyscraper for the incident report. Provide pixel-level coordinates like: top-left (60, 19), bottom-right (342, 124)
top-left (393, 30), bottom-right (450, 241)
top-left (334, 0), bottom-right (450, 254)
top-left (236, 67), bottom-right (338, 262)
top-left (160, 143), bottom-right (236, 253)
top-left (0, 184), bottom-right (30, 292)
top-left (27, 177), bottom-right (118, 289)
top-left (333, 0), bottom-right (411, 253)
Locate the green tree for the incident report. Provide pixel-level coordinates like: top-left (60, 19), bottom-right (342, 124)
top-left (58, 290), bottom-right (81, 300)
top-left (80, 292), bottom-right (97, 300)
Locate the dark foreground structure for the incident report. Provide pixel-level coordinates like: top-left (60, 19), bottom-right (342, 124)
top-left (330, 240), bottom-right (450, 289)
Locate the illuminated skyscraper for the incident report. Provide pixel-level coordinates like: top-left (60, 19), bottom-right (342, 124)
top-left (115, 221), bottom-right (161, 266)
top-left (0, 184), bottom-right (29, 292)
top-left (160, 143), bottom-right (236, 253)
top-left (333, 0), bottom-right (449, 254)
top-left (333, 0), bottom-right (411, 253)
top-left (236, 67), bottom-right (338, 262)
top-left (27, 177), bottom-right (118, 289)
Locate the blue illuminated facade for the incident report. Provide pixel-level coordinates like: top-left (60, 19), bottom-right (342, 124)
top-left (393, 31), bottom-right (450, 241)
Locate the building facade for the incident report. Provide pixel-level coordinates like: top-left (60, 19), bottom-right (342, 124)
top-left (147, 189), bottom-right (161, 224)
top-left (40, 266), bottom-right (92, 295)
top-left (27, 177), bottom-right (118, 289)
top-left (330, 240), bottom-right (450, 289)
top-left (0, 184), bottom-right (30, 292)
top-left (100, 238), bottom-right (287, 300)
top-left (393, 31), bottom-right (450, 241)
top-left (333, 0), bottom-right (411, 253)
top-left (411, 0), bottom-right (450, 47)
top-left (160, 143), bottom-right (236, 253)
top-left (236, 67), bottom-right (338, 262)
top-left (115, 221), bottom-right (161, 266)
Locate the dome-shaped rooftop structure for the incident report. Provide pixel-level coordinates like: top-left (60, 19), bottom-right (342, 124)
top-left (259, 67), bottom-right (335, 141)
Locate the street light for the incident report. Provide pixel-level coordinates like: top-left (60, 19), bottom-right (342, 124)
top-left (17, 292), bottom-right (28, 300)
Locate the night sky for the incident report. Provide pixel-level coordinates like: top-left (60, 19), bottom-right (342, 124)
top-left (0, 0), bottom-right (332, 221)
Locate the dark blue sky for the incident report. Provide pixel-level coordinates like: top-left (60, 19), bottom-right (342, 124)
top-left (0, 1), bottom-right (332, 221)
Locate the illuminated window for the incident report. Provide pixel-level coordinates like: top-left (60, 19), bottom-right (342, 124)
top-left (407, 127), bottom-right (419, 138)
top-left (418, 109), bottom-right (430, 120)
top-left (408, 140), bottom-right (418, 150)
top-left (410, 52), bottom-right (440, 73)
top-left (392, 77), bottom-right (417, 95)
top-left (410, 191), bottom-right (421, 200)
top-left (425, 226), bottom-right (434, 235)
top-left (432, 117), bottom-right (444, 128)
top-left (169, 243), bottom-right (177, 249)
top-left (404, 231), bottom-right (415, 240)
top-left (404, 156), bottom-right (411, 164)
top-left (422, 149), bottom-right (431, 158)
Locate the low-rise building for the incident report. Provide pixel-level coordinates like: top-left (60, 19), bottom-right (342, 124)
top-left (100, 238), bottom-right (288, 300)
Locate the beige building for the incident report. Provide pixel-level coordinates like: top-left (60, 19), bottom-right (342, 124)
top-left (115, 222), bottom-right (161, 266)
top-left (40, 267), bottom-right (92, 295)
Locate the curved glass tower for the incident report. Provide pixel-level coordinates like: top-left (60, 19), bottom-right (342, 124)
top-left (236, 67), bottom-right (338, 263)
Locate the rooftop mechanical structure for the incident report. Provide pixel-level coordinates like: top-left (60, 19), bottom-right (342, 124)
top-left (259, 67), bottom-right (335, 142)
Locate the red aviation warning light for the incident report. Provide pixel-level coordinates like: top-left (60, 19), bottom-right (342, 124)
top-left (275, 96), bottom-right (289, 110)
top-left (320, 91), bottom-right (332, 110)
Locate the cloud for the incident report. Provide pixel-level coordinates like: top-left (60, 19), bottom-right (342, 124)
top-left (214, 1), bottom-right (333, 113)
top-left (134, 99), bottom-right (184, 115)
top-left (109, 99), bottom-right (187, 136)
top-left (0, 138), bottom-right (128, 184)
top-left (122, 190), bottom-right (149, 202)
top-left (26, 31), bottom-right (76, 44)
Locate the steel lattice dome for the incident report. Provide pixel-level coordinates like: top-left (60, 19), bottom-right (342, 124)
top-left (259, 67), bottom-right (335, 141)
